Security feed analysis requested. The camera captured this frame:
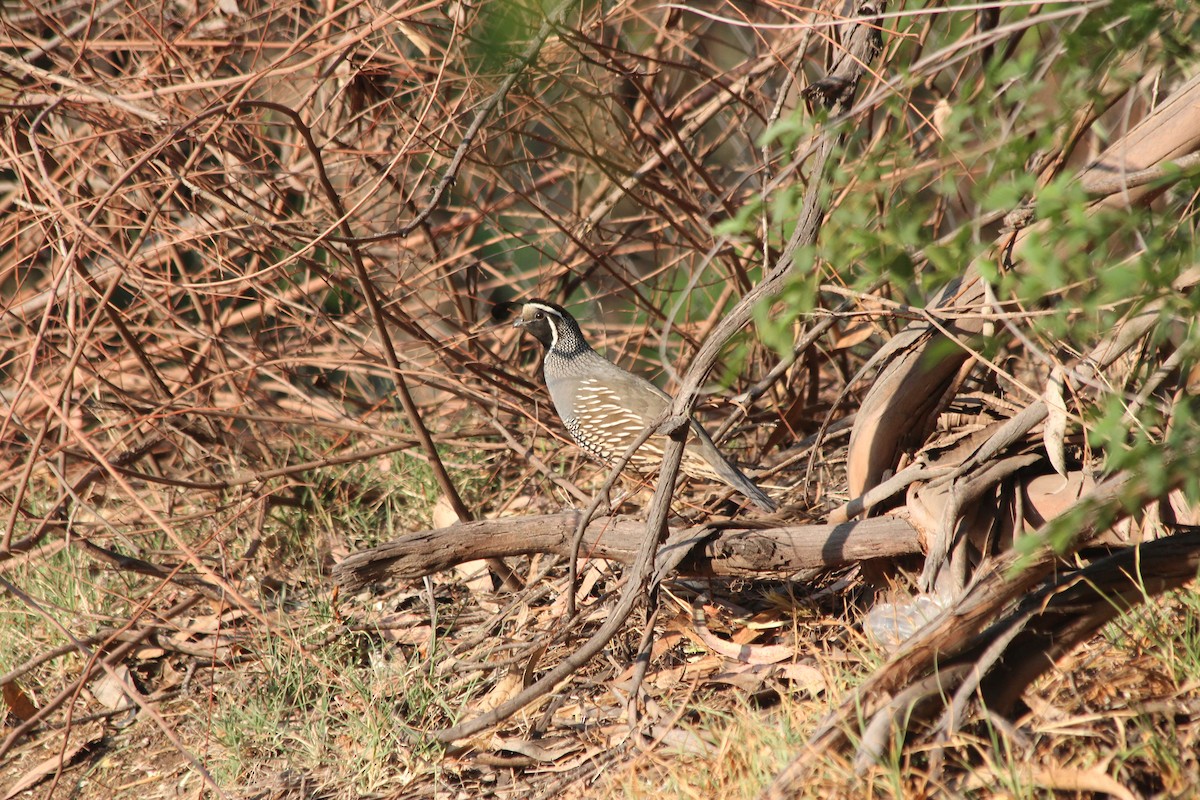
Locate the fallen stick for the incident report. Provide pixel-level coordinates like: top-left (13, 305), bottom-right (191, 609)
top-left (332, 512), bottom-right (921, 590)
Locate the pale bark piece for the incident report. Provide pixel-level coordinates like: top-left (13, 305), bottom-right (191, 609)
top-left (1043, 367), bottom-right (1068, 478)
top-left (847, 326), bottom-right (968, 496)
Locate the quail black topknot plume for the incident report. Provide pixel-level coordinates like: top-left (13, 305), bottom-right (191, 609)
top-left (513, 299), bottom-right (776, 512)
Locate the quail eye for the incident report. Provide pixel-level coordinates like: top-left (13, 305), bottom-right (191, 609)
top-left (534, 311), bottom-right (544, 320)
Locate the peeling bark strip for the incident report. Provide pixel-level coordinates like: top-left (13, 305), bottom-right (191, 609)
top-left (845, 72), bottom-right (1200, 504)
top-left (331, 513), bottom-right (920, 590)
top-left (763, 528), bottom-right (1200, 798)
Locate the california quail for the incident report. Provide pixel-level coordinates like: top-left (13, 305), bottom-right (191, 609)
top-left (513, 299), bottom-right (776, 512)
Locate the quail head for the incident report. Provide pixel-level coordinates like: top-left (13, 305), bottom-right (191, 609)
top-left (513, 299), bottom-right (776, 512)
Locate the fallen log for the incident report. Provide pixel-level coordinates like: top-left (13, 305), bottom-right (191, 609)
top-left (331, 512), bottom-right (922, 590)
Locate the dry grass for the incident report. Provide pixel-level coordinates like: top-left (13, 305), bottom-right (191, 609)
top-left (3, 0), bottom-right (1200, 798)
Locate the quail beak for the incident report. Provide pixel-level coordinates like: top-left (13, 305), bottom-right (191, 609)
top-left (512, 317), bottom-right (525, 329)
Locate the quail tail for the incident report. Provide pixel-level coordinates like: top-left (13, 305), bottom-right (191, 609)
top-left (715, 460), bottom-right (777, 513)
top-left (690, 430), bottom-right (776, 512)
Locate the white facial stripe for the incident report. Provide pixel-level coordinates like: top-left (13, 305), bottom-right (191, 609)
top-left (526, 302), bottom-right (563, 351)
top-left (527, 302), bottom-right (563, 321)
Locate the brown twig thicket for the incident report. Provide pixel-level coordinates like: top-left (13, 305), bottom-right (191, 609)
top-left (2, 0), bottom-right (1199, 796)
